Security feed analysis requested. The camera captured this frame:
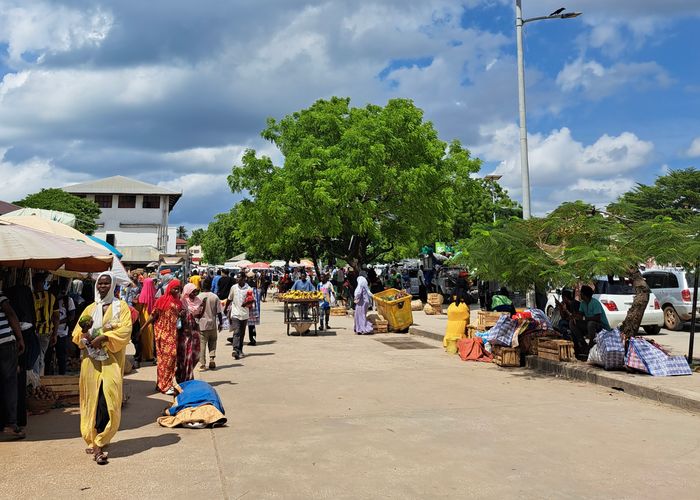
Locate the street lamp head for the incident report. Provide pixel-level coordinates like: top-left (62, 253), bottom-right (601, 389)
top-left (561, 12), bottom-right (582, 19)
top-left (484, 174), bottom-right (503, 182)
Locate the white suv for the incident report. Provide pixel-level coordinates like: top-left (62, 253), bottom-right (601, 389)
top-left (643, 269), bottom-right (697, 330)
top-left (545, 277), bottom-right (664, 335)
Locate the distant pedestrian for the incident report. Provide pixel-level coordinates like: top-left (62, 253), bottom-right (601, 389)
top-left (0, 293), bottom-right (25, 439)
top-left (418, 265), bottom-right (427, 304)
top-left (227, 273), bottom-right (252, 360)
top-left (318, 274), bottom-right (335, 331)
top-left (179, 284), bottom-right (203, 380)
top-left (189, 270), bottom-right (202, 291)
top-left (197, 279), bottom-right (221, 370)
top-left (353, 276), bottom-right (374, 335)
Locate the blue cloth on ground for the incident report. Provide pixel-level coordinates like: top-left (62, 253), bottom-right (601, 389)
top-left (169, 380), bottom-right (225, 416)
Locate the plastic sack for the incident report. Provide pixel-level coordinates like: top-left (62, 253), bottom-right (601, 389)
top-left (625, 337), bottom-right (692, 376)
top-left (512, 311), bottom-right (532, 321)
top-left (595, 329), bottom-right (625, 370)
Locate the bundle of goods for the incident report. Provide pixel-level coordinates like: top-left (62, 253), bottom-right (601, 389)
top-left (411, 300), bottom-right (423, 311)
top-left (457, 337), bottom-right (493, 363)
top-left (382, 290), bottom-right (410, 301)
top-left (624, 337), bottom-right (691, 376)
top-left (26, 385), bottom-right (59, 413)
top-left (423, 303), bottom-right (440, 315)
top-left (427, 293), bottom-right (444, 313)
top-left (280, 291), bottom-right (323, 301)
top-left (587, 329), bottom-right (625, 370)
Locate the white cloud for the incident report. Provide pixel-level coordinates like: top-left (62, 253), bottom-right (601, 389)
top-left (0, 1), bottom-right (113, 65)
top-left (0, 150), bottom-right (90, 201)
top-left (686, 137), bottom-right (700, 158)
top-left (556, 58), bottom-right (671, 100)
top-left (474, 124), bottom-right (654, 213)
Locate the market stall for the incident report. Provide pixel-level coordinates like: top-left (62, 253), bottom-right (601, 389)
top-left (280, 290), bottom-right (322, 336)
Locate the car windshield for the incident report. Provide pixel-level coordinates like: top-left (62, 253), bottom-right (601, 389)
top-left (594, 278), bottom-right (634, 295)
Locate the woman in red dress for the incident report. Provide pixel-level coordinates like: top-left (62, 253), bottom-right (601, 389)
top-left (141, 279), bottom-right (182, 395)
top-left (178, 284), bottom-right (202, 383)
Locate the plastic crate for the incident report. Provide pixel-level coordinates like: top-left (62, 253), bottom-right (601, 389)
top-left (373, 288), bottom-right (414, 332)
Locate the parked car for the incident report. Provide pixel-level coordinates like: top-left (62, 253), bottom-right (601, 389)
top-left (642, 268), bottom-right (697, 331)
top-left (545, 276), bottom-right (664, 334)
top-left (435, 267), bottom-right (462, 299)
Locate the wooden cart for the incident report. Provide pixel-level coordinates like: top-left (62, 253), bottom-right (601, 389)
top-left (283, 298), bottom-right (320, 336)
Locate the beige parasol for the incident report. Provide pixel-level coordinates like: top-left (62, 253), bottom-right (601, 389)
top-left (0, 220), bottom-right (113, 272)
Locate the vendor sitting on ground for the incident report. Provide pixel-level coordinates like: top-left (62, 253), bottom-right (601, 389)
top-left (556, 289), bottom-right (580, 340)
top-left (490, 287), bottom-right (516, 315)
top-left (571, 285), bottom-right (610, 356)
top-left (443, 277), bottom-right (471, 353)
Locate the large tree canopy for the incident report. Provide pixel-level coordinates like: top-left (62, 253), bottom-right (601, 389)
top-left (455, 200), bottom-right (699, 338)
top-left (228, 97), bottom-right (487, 267)
top-left (608, 167), bottom-right (700, 222)
top-left (14, 188), bottom-right (101, 235)
top-left (199, 208), bottom-right (243, 265)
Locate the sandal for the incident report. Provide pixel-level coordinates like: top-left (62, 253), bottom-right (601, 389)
top-left (94, 451), bottom-right (109, 465)
top-left (3, 426), bottom-right (26, 440)
top-left (85, 447), bottom-right (94, 454)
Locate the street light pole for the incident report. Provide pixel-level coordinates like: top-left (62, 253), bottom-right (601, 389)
top-left (485, 174), bottom-right (503, 223)
top-left (515, 0), bottom-right (530, 220)
top-left (514, 2), bottom-right (581, 221)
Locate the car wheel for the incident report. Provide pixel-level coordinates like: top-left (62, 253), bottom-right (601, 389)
top-left (643, 325), bottom-right (661, 335)
top-left (663, 306), bottom-right (683, 331)
top-left (546, 306), bottom-right (554, 320)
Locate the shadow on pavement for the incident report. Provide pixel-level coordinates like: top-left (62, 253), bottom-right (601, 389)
top-left (252, 340), bottom-right (277, 346)
top-left (213, 362), bottom-right (243, 369)
top-left (110, 433), bottom-right (181, 459)
top-left (25, 379), bottom-right (174, 442)
top-left (244, 352), bottom-right (275, 357)
top-left (209, 380), bottom-right (237, 387)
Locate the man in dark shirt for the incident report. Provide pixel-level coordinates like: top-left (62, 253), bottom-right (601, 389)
top-left (216, 269), bottom-right (232, 301)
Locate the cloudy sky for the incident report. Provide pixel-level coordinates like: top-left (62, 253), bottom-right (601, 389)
top-left (1, 0), bottom-right (699, 227)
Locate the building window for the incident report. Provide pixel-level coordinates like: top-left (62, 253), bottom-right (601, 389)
top-left (94, 195), bottom-right (113, 208)
top-left (106, 234), bottom-right (116, 246)
top-left (118, 195), bottom-right (136, 208)
top-left (142, 195), bottom-right (161, 209)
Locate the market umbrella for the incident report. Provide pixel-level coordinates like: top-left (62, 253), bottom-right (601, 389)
top-left (3, 208), bottom-right (77, 228)
top-left (299, 259), bottom-right (314, 268)
top-left (249, 262), bottom-right (270, 270)
top-left (87, 235), bottom-right (123, 259)
top-left (269, 260), bottom-right (286, 268)
top-left (0, 220), bottom-right (113, 272)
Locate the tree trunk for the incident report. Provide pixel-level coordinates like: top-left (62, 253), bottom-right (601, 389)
top-left (619, 268), bottom-right (650, 339)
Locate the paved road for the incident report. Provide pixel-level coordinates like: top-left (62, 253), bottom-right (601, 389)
top-left (3, 302), bottom-right (699, 499)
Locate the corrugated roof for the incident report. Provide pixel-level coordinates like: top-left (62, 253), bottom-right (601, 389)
top-left (63, 176), bottom-right (182, 211)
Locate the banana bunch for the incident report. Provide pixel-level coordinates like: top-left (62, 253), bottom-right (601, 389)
top-left (281, 290), bottom-right (324, 300)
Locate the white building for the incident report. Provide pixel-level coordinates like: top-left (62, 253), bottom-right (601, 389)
top-left (63, 176), bottom-right (182, 264)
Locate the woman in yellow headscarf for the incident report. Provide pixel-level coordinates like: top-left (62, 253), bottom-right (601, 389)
top-left (443, 276), bottom-right (472, 354)
top-left (72, 272), bottom-right (132, 465)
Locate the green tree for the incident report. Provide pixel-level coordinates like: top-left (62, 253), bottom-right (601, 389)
top-left (229, 97), bottom-right (483, 268)
top-left (14, 188), bottom-right (101, 234)
top-left (188, 228), bottom-right (206, 247)
top-left (455, 201), bottom-right (699, 338)
top-left (452, 178), bottom-right (521, 240)
top-left (608, 168), bottom-right (700, 222)
top-left (200, 208), bottom-right (243, 265)
top-left (176, 225), bottom-right (188, 240)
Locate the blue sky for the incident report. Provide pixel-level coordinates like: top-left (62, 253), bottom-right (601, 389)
top-left (0, 0), bottom-right (698, 227)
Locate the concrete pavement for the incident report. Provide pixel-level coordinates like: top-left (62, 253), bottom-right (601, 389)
top-left (3, 301), bottom-right (700, 499)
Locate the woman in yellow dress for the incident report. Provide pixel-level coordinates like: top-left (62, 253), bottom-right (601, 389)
top-left (443, 277), bottom-right (471, 353)
top-left (72, 272), bottom-right (132, 465)
top-left (134, 277), bottom-right (156, 361)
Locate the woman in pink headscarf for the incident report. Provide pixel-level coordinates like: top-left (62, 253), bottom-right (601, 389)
top-left (134, 278), bottom-right (157, 361)
top-left (177, 283), bottom-right (203, 382)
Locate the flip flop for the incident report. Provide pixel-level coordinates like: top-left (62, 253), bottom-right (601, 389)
top-left (85, 447), bottom-right (94, 454)
top-left (94, 451), bottom-right (109, 465)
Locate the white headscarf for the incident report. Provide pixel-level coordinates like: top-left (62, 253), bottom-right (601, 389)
top-left (92, 271), bottom-right (121, 332)
top-left (354, 276), bottom-right (373, 302)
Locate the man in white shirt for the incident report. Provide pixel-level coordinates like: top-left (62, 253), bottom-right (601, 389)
top-left (227, 273), bottom-right (252, 360)
top-left (197, 278), bottom-right (222, 370)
